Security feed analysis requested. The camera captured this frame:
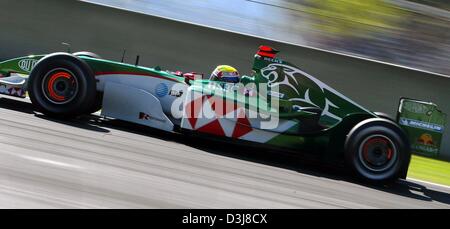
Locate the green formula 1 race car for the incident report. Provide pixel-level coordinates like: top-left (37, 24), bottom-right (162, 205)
top-left (0, 46), bottom-right (411, 183)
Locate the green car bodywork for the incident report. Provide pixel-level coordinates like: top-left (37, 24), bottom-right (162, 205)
top-left (1, 46), bottom-right (413, 182)
top-left (0, 49), bottom-right (377, 162)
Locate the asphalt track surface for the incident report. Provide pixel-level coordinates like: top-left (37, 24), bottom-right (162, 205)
top-left (0, 96), bottom-right (449, 208)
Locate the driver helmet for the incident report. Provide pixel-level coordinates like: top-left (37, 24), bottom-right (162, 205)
top-left (209, 65), bottom-right (240, 83)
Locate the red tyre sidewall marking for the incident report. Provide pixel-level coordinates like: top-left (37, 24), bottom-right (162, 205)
top-left (47, 71), bottom-right (72, 101)
top-left (362, 137), bottom-right (393, 163)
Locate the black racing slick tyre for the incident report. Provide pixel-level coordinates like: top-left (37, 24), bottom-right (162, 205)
top-left (73, 52), bottom-right (103, 114)
top-left (86, 92), bottom-right (103, 114)
top-left (345, 118), bottom-right (411, 183)
top-left (374, 112), bottom-right (395, 122)
top-left (28, 53), bottom-right (97, 118)
top-left (73, 51), bottom-right (102, 59)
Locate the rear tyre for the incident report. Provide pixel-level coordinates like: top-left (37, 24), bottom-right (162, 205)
top-left (28, 53), bottom-right (97, 118)
top-left (374, 112), bottom-right (395, 122)
top-left (345, 118), bottom-right (410, 183)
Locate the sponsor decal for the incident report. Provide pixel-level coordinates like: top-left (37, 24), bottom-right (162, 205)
top-left (417, 133), bottom-right (434, 146)
top-left (263, 57), bottom-right (282, 64)
top-left (0, 85), bottom-right (25, 97)
top-left (155, 83), bottom-right (169, 98)
top-left (139, 112), bottom-right (151, 120)
top-left (18, 59), bottom-right (38, 72)
top-left (260, 63), bottom-right (343, 122)
top-left (412, 144), bottom-right (438, 154)
top-left (402, 102), bottom-right (431, 115)
top-left (399, 117), bottom-right (444, 133)
top-left (169, 90), bottom-right (183, 97)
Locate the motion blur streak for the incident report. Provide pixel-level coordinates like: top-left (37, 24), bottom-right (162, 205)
top-left (15, 154), bottom-right (83, 169)
top-left (0, 0), bottom-right (448, 208)
top-left (83, 0), bottom-right (450, 75)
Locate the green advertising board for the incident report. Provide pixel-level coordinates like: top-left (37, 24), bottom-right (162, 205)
top-left (397, 98), bottom-right (446, 157)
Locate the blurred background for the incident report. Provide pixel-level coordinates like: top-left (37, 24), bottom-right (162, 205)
top-left (85, 0), bottom-right (450, 75)
top-left (300, 0), bottom-right (450, 75)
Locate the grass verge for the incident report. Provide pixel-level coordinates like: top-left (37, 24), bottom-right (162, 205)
top-left (408, 154), bottom-right (450, 187)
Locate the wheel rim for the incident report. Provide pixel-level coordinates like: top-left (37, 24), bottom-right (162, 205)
top-left (41, 68), bottom-right (79, 104)
top-left (358, 134), bottom-right (397, 173)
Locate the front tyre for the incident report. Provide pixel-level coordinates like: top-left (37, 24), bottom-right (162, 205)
top-left (73, 52), bottom-right (103, 114)
top-left (86, 92), bottom-right (103, 114)
top-left (345, 118), bottom-right (410, 183)
top-left (28, 53), bottom-right (97, 118)
top-left (73, 51), bottom-right (101, 59)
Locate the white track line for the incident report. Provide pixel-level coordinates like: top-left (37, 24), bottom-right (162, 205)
top-left (407, 178), bottom-right (450, 190)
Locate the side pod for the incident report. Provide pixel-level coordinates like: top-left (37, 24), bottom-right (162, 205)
top-left (101, 82), bottom-right (174, 132)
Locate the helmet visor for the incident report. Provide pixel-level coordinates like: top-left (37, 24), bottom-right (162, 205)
top-left (221, 71), bottom-right (239, 83)
top-left (221, 76), bottom-right (239, 83)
